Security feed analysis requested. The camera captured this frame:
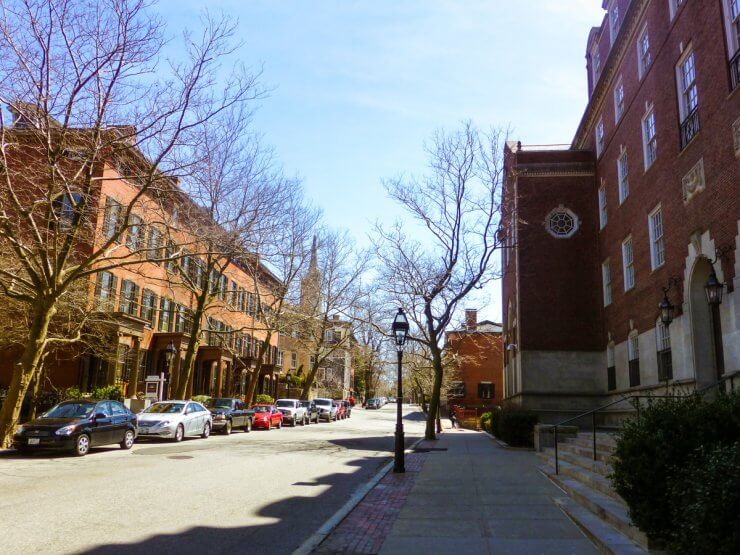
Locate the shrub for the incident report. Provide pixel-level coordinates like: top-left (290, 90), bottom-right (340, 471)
top-left (496, 407), bottom-right (538, 447)
top-left (192, 395), bottom-right (211, 404)
top-left (90, 385), bottom-right (123, 401)
top-left (62, 387), bottom-right (84, 400)
top-left (611, 393), bottom-right (740, 547)
top-left (667, 441), bottom-right (740, 554)
top-left (479, 411), bottom-right (492, 433)
top-left (255, 394), bottom-right (274, 404)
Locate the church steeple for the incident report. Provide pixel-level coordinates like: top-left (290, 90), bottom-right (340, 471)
top-left (300, 235), bottom-right (321, 308)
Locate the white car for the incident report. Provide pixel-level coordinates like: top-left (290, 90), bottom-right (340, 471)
top-left (314, 398), bottom-right (338, 422)
top-left (137, 401), bottom-right (212, 442)
top-left (275, 399), bottom-right (308, 426)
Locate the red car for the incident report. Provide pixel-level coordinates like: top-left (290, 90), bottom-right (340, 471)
top-left (333, 401), bottom-right (347, 420)
top-left (251, 404), bottom-right (283, 430)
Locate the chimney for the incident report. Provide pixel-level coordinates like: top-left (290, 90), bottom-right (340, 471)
top-left (465, 309), bottom-right (477, 332)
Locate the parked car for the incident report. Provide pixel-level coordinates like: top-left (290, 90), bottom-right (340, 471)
top-left (13, 399), bottom-right (137, 456)
top-left (333, 401), bottom-right (346, 420)
top-left (314, 398), bottom-right (338, 422)
top-left (365, 398), bottom-right (381, 409)
top-left (276, 399), bottom-right (308, 426)
top-left (300, 400), bottom-right (319, 424)
top-left (251, 404), bottom-right (283, 430)
top-left (206, 398), bottom-right (252, 434)
top-left (137, 400), bottom-right (212, 442)
top-left (342, 400), bottom-right (352, 418)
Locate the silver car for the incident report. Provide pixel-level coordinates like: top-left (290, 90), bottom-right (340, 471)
top-left (314, 398), bottom-right (338, 422)
top-left (137, 401), bottom-right (212, 442)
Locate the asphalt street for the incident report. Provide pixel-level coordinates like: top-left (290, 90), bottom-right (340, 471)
top-left (0, 403), bottom-right (426, 555)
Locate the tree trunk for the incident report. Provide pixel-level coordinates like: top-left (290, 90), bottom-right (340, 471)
top-left (27, 356), bottom-right (49, 421)
top-left (425, 342), bottom-right (443, 440)
top-left (175, 301), bottom-right (206, 399)
top-left (300, 357), bottom-right (321, 399)
top-left (244, 332), bottom-right (271, 404)
top-left (0, 301), bottom-right (56, 447)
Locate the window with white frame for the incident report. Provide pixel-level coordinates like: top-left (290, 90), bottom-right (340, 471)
top-left (628, 331), bottom-right (640, 387)
top-left (642, 108), bottom-right (657, 169)
top-left (614, 77), bottom-right (625, 122)
top-left (607, 344), bottom-right (616, 391)
top-left (598, 184), bottom-right (607, 229)
top-left (656, 320), bottom-right (673, 381)
top-left (602, 260), bottom-right (612, 306)
top-left (637, 25), bottom-right (651, 79)
top-left (669, 0), bottom-right (685, 20)
top-left (595, 118), bottom-right (605, 157)
top-left (618, 150), bottom-right (629, 203)
top-left (677, 49), bottom-right (698, 122)
top-left (622, 236), bottom-right (635, 291)
top-left (648, 206), bottom-right (665, 269)
top-left (592, 44), bottom-right (601, 84)
top-left (722, 0), bottom-right (740, 57)
top-left (608, 0), bottom-right (620, 45)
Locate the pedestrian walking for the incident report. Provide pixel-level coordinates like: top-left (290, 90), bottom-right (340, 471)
top-left (449, 407), bottom-right (458, 429)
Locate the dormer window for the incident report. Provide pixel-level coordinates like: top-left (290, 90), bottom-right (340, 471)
top-left (608, 1), bottom-right (621, 45)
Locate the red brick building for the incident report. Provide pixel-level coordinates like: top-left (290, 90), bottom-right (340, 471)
top-left (445, 310), bottom-right (504, 410)
top-left (502, 0), bottom-right (740, 419)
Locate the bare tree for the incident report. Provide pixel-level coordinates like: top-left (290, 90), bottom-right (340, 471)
top-left (0, 0), bottom-right (261, 446)
top-left (375, 122), bottom-right (505, 440)
top-left (352, 295), bottom-right (386, 402)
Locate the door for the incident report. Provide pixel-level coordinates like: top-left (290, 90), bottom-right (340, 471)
top-left (91, 402), bottom-right (114, 445)
top-left (185, 403), bottom-right (199, 435)
top-left (109, 401), bottom-right (130, 444)
top-left (233, 401), bottom-right (246, 428)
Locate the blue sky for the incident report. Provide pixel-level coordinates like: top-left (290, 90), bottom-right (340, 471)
top-left (157, 0), bottom-right (605, 321)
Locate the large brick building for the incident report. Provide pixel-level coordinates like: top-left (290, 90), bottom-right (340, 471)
top-left (502, 0), bottom-right (740, 419)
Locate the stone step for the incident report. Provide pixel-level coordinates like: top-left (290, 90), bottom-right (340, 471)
top-left (558, 441), bottom-right (615, 464)
top-left (538, 447), bottom-right (613, 477)
top-left (555, 497), bottom-right (646, 555)
top-left (568, 434), bottom-right (617, 453)
top-left (548, 474), bottom-right (649, 549)
top-left (540, 459), bottom-right (623, 503)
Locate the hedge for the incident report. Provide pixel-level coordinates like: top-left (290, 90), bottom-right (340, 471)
top-left (478, 406), bottom-right (537, 447)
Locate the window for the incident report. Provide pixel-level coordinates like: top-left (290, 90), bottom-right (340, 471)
top-left (229, 280), bottom-right (237, 306)
top-left (218, 274), bottom-right (227, 301)
top-left (642, 108), bottom-right (657, 170)
top-left (595, 118), bottom-right (605, 157)
top-left (677, 49), bottom-right (700, 147)
top-left (592, 44), bottom-right (601, 84)
top-left (102, 197), bottom-right (122, 241)
top-left (164, 240), bottom-right (177, 273)
top-left (140, 289), bottom-right (158, 327)
top-left (238, 288), bottom-right (245, 311)
top-left (158, 297), bottom-right (173, 332)
top-left (598, 184), bottom-right (607, 229)
top-left (628, 332), bottom-right (640, 387)
top-left (637, 25), bottom-right (651, 79)
top-left (607, 344), bottom-right (616, 391)
top-left (545, 206), bottom-right (579, 238)
top-left (118, 280), bottom-right (139, 316)
top-left (608, 1), bottom-right (620, 45)
top-left (648, 206), bottom-right (665, 269)
top-left (614, 77), bottom-right (625, 122)
top-left (126, 215), bottom-right (143, 251)
top-left (174, 304), bottom-right (192, 334)
top-left (53, 192), bottom-right (83, 229)
top-left (477, 382), bottom-right (494, 400)
top-left (95, 271), bottom-right (118, 310)
top-left (602, 260), bottom-right (612, 306)
top-left (291, 352), bottom-right (297, 369)
top-left (725, 0), bottom-right (740, 88)
top-left (146, 227), bottom-right (162, 263)
top-left (448, 381), bottom-right (466, 398)
top-left (622, 236), bottom-right (635, 291)
top-left (618, 150), bottom-right (629, 203)
top-left (669, 0), bottom-right (685, 20)
top-left (656, 321), bottom-right (673, 381)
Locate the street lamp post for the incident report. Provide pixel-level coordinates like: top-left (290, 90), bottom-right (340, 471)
top-left (704, 266), bottom-right (725, 380)
top-left (391, 308), bottom-right (409, 473)
top-left (164, 340), bottom-right (176, 401)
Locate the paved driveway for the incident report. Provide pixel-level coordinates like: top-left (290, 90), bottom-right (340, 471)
top-left (0, 404), bottom-right (425, 554)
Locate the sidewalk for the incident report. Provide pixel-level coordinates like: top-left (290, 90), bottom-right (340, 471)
top-left (314, 428), bottom-right (597, 555)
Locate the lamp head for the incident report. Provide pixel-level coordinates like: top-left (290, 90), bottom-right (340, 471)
top-left (704, 269), bottom-right (724, 306)
top-left (391, 308), bottom-right (409, 351)
top-left (659, 294), bottom-right (674, 327)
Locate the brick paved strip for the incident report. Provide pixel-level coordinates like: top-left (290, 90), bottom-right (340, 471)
top-left (315, 452), bottom-right (428, 555)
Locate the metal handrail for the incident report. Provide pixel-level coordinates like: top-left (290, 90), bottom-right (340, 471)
top-left (550, 371), bottom-right (738, 474)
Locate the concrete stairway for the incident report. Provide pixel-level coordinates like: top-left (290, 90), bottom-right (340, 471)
top-left (538, 432), bottom-right (649, 554)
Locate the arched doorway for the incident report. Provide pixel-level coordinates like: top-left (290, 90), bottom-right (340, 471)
top-left (688, 257), bottom-right (718, 388)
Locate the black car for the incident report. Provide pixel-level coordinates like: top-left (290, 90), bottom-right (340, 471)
top-left (300, 400), bottom-right (319, 424)
top-left (205, 398), bottom-right (252, 434)
top-left (13, 399), bottom-right (138, 456)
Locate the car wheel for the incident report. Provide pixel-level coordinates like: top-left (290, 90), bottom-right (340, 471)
top-left (244, 419), bottom-right (251, 433)
top-left (74, 434), bottom-right (90, 456)
top-left (201, 422), bottom-right (211, 439)
top-left (291, 418), bottom-right (296, 427)
top-left (174, 424), bottom-right (184, 442)
top-left (120, 429), bottom-right (135, 450)
top-left (223, 421), bottom-right (232, 435)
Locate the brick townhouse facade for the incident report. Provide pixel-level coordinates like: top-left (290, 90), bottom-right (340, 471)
top-left (502, 0), bottom-right (740, 420)
top-left (0, 119), bottom-right (282, 401)
top-left (445, 309), bottom-right (504, 411)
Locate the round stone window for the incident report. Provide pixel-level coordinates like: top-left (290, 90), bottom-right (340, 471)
top-left (545, 206), bottom-right (579, 238)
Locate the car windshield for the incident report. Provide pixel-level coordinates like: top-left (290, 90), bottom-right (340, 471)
top-left (206, 399), bottom-right (233, 409)
top-left (276, 401), bottom-right (294, 408)
top-left (252, 406), bottom-right (271, 413)
top-left (299, 401), bottom-right (310, 407)
top-left (42, 402), bottom-right (95, 419)
top-left (314, 400), bottom-right (331, 406)
top-left (143, 403), bottom-right (185, 414)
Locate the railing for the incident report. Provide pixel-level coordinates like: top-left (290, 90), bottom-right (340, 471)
top-left (550, 371), bottom-right (738, 475)
top-left (679, 107), bottom-right (700, 149)
top-left (731, 49), bottom-right (740, 91)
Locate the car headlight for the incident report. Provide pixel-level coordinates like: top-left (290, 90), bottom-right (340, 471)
top-left (155, 420), bottom-right (170, 427)
top-left (56, 425), bottom-right (76, 436)
top-left (15, 425), bottom-right (26, 435)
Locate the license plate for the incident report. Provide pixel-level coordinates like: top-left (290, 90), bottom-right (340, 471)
top-left (28, 438), bottom-right (40, 445)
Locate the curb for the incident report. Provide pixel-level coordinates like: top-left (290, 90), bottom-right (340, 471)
top-left (291, 436), bottom-right (426, 555)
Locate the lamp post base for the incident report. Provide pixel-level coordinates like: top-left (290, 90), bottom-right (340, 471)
top-left (394, 428), bottom-right (405, 473)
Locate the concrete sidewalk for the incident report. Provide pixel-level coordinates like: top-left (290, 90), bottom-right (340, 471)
top-left (316, 428), bottom-right (598, 555)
